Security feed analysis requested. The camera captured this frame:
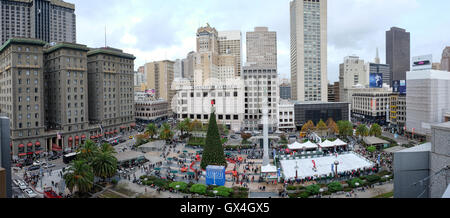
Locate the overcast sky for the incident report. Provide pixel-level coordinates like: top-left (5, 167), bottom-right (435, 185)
top-left (72, 0), bottom-right (450, 83)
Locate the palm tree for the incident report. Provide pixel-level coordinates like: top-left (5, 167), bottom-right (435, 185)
top-left (100, 143), bottom-right (116, 154)
top-left (356, 124), bottom-right (369, 138)
top-left (177, 120), bottom-right (189, 138)
top-left (369, 124), bottom-right (382, 137)
top-left (92, 150), bottom-right (118, 181)
top-left (63, 160), bottom-right (94, 195)
top-left (145, 123), bottom-right (157, 140)
top-left (159, 123), bottom-right (174, 142)
top-left (78, 140), bottom-right (99, 162)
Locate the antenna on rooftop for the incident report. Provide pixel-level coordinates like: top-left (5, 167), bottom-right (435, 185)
top-left (104, 25), bottom-right (107, 48)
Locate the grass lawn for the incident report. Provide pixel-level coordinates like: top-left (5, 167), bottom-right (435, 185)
top-left (373, 191), bottom-right (394, 198)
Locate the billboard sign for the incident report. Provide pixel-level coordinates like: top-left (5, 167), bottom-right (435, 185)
top-left (370, 73), bottom-right (383, 88)
top-left (392, 80), bottom-right (406, 94)
top-left (412, 55), bottom-right (433, 71)
top-left (205, 165), bottom-right (226, 186)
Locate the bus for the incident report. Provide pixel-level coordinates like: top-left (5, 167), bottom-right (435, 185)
top-left (63, 152), bottom-right (79, 164)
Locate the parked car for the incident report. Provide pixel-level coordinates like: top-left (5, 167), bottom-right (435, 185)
top-left (33, 161), bottom-right (41, 166)
top-left (119, 139), bottom-right (126, 143)
top-left (48, 156), bottom-right (59, 161)
top-left (43, 163), bottom-right (56, 169)
top-left (24, 189), bottom-right (38, 198)
top-left (17, 181), bottom-right (28, 190)
top-left (13, 179), bottom-right (20, 187)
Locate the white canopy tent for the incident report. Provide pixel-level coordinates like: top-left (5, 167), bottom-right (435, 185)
top-left (332, 139), bottom-right (348, 147)
top-left (261, 165), bottom-right (277, 173)
top-left (318, 140), bottom-right (335, 148)
top-left (287, 141), bottom-right (318, 150)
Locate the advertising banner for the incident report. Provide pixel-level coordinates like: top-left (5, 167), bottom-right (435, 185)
top-left (393, 80), bottom-right (406, 94)
top-left (370, 73), bottom-right (383, 88)
top-left (205, 165), bottom-right (226, 186)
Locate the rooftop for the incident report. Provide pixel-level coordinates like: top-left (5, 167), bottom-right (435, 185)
top-left (0, 38), bottom-right (46, 53)
top-left (363, 136), bottom-right (389, 145)
top-left (114, 151), bottom-right (146, 162)
top-left (397, 143), bottom-right (432, 153)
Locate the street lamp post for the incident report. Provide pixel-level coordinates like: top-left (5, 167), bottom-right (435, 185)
top-left (295, 161), bottom-right (299, 180)
top-left (334, 160), bottom-right (339, 179)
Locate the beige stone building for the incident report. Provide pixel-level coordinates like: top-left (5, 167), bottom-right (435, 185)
top-left (218, 30), bottom-right (242, 76)
top-left (144, 60), bottom-right (175, 113)
top-left (246, 27), bottom-right (277, 68)
top-left (339, 56), bottom-right (369, 103)
top-left (441, 47), bottom-right (450, 72)
top-left (290, 0), bottom-right (328, 102)
top-left (0, 38), bottom-right (136, 158)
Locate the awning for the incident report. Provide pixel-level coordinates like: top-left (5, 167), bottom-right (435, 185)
top-left (35, 142), bottom-right (41, 146)
top-left (81, 135), bottom-right (86, 139)
top-left (114, 130), bottom-right (118, 133)
top-left (52, 144), bottom-right (62, 151)
top-left (120, 126), bottom-right (126, 129)
top-left (130, 123), bottom-right (136, 127)
top-left (75, 136), bottom-right (80, 140)
top-left (35, 151), bottom-right (43, 154)
top-left (18, 144), bottom-right (25, 148)
top-left (90, 136), bottom-right (96, 139)
top-left (99, 134), bottom-right (103, 137)
top-left (27, 152), bottom-right (33, 155)
top-left (18, 153), bottom-right (27, 157)
top-left (68, 137), bottom-right (73, 141)
top-left (27, 142), bottom-right (33, 147)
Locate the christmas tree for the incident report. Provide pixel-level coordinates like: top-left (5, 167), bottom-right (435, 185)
top-left (200, 111), bottom-right (227, 170)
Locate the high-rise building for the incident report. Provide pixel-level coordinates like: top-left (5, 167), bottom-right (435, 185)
top-left (44, 43), bottom-right (90, 144)
top-left (367, 63), bottom-right (390, 87)
top-left (290, 0), bottom-right (328, 102)
top-left (174, 59), bottom-right (183, 79)
top-left (144, 60), bottom-right (175, 113)
top-left (218, 31), bottom-right (242, 76)
top-left (0, 38), bottom-right (136, 159)
top-left (339, 56), bottom-right (368, 103)
top-left (406, 69), bottom-right (450, 139)
top-left (0, 0), bottom-right (76, 45)
top-left (0, 117), bottom-right (12, 198)
top-left (441, 47), bottom-right (450, 72)
top-left (183, 51), bottom-right (195, 80)
top-left (280, 83), bottom-right (292, 100)
top-left (246, 27), bottom-right (277, 68)
top-left (386, 27), bottom-right (410, 84)
top-left (86, 47), bottom-right (136, 137)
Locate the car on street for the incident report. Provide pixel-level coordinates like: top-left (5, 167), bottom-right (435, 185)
top-left (119, 139), bottom-right (126, 143)
top-left (17, 180), bottom-right (28, 190)
top-left (48, 156), bottom-right (59, 161)
top-left (24, 189), bottom-right (38, 198)
top-left (33, 161), bottom-right (41, 166)
top-left (129, 136), bottom-right (134, 139)
top-left (13, 179), bottom-right (20, 186)
top-left (27, 165), bottom-right (40, 172)
top-left (43, 163), bottom-right (56, 169)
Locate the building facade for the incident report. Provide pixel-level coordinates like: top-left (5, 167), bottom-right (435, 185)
top-left (0, 117), bottom-right (11, 198)
top-left (339, 56), bottom-right (368, 103)
top-left (290, 0), bottom-right (328, 102)
top-left (0, 38), bottom-right (136, 159)
top-left (367, 62), bottom-right (390, 87)
top-left (218, 31), bottom-right (241, 77)
top-left (386, 27), bottom-right (410, 84)
top-left (0, 0), bottom-right (76, 45)
top-left (135, 92), bottom-right (168, 123)
top-left (294, 102), bottom-right (350, 129)
top-left (441, 47), bottom-right (450, 72)
top-left (242, 66), bottom-right (279, 131)
top-left (246, 27), bottom-right (277, 68)
top-left (429, 122), bottom-right (450, 198)
top-left (144, 60), bottom-right (175, 113)
top-left (351, 87), bottom-right (392, 125)
top-left (280, 83), bottom-right (292, 100)
top-left (278, 100), bottom-right (295, 132)
top-left (406, 69), bottom-right (450, 139)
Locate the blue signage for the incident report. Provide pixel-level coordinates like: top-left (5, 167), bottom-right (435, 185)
top-left (206, 165), bottom-right (226, 186)
top-left (370, 73), bottom-right (383, 88)
top-left (392, 80), bottom-right (406, 94)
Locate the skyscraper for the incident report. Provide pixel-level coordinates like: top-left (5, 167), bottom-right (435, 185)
top-left (218, 31), bottom-right (242, 76)
top-left (0, 0), bottom-right (76, 45)
top-left (386, 27), bottom-right (410, 84)
top-left (339, 56), bottom-right (368, 103)
top-left (441, 47), bottom-right (450, 72)
top-left (144, 60), bottom-right (175, 113)
top-left (246, 27), bottom-right (277, 68)
top-left (290, 0), bottom-right (328, 102)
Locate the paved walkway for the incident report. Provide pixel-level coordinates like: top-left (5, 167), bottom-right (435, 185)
top-left (328, 182), bottom-right (393, 198)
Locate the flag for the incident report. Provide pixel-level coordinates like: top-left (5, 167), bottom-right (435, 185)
top-left (57, 132), bottom-right (61, 140)
top-left (331, 164), bottom-right (334, 173)
top-left (99, 124), bottom-right (104, 133)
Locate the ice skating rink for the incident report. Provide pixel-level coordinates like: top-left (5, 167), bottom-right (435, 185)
top-left (280, 152), bottom-right (374, 179)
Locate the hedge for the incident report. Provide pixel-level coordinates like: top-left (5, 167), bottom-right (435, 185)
top-left (306, 184), bottom-right (321, 195)
top-left (327, 182), bottom-right (343, 193)
top-left (169, 182), bottom-right (188, 191)
top-left (213, 186), bottom-right (233, 197)
top-left (190, 184), bottom-right (207, 195)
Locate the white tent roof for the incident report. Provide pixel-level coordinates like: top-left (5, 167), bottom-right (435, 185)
top-left (261, 164), bottom-right (277, 173)
top-left (319, 140), bottom-right (335, 148)
top-left (287, 141), bottom-right (303, 150)
top-left (301, 141), bottom-right (319, 149)
top-left (332, 139), bottom-right (348, 146)
top-left (287, 141), bottom-right (318, 150)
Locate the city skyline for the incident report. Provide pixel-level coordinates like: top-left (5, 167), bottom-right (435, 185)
top-left (70, 0), bottom-right (450, 83)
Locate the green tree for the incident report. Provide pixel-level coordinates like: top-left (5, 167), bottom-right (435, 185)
top-left (77, 140), bottom-right (99, 162)
top-left (91, 149), bottom-right (118, 181)
top-left (190, 120), bottom-right (203, 132)
top-left (305, 184), bottom-right (321, 195)
top-left (159, 123), bottom-right (174, 142)
top-left (367, 146), bottom-right (376, 153)
top-left (327, 182), bottom-right (343, 193)
top-left (218, 123), bottom-right (229, 136)
top-left (356, 125), bottom-right (369, 138)
top-left (337, 121), bottom-right (353, 138)
top-left (100, 143), bottom-right (116, 154)
top-left (63, 160), bottom-right (94, 194)
top-left (177, 118), bottom-right (192, 138)
top-left (200, 112), bottom-right (227, 170)
top-left (145, 123), bottom-right (158, 140)
top-left (190, 184), bottom-right (207, 195)
top-left (369, 124), bottom-right (382, 137)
